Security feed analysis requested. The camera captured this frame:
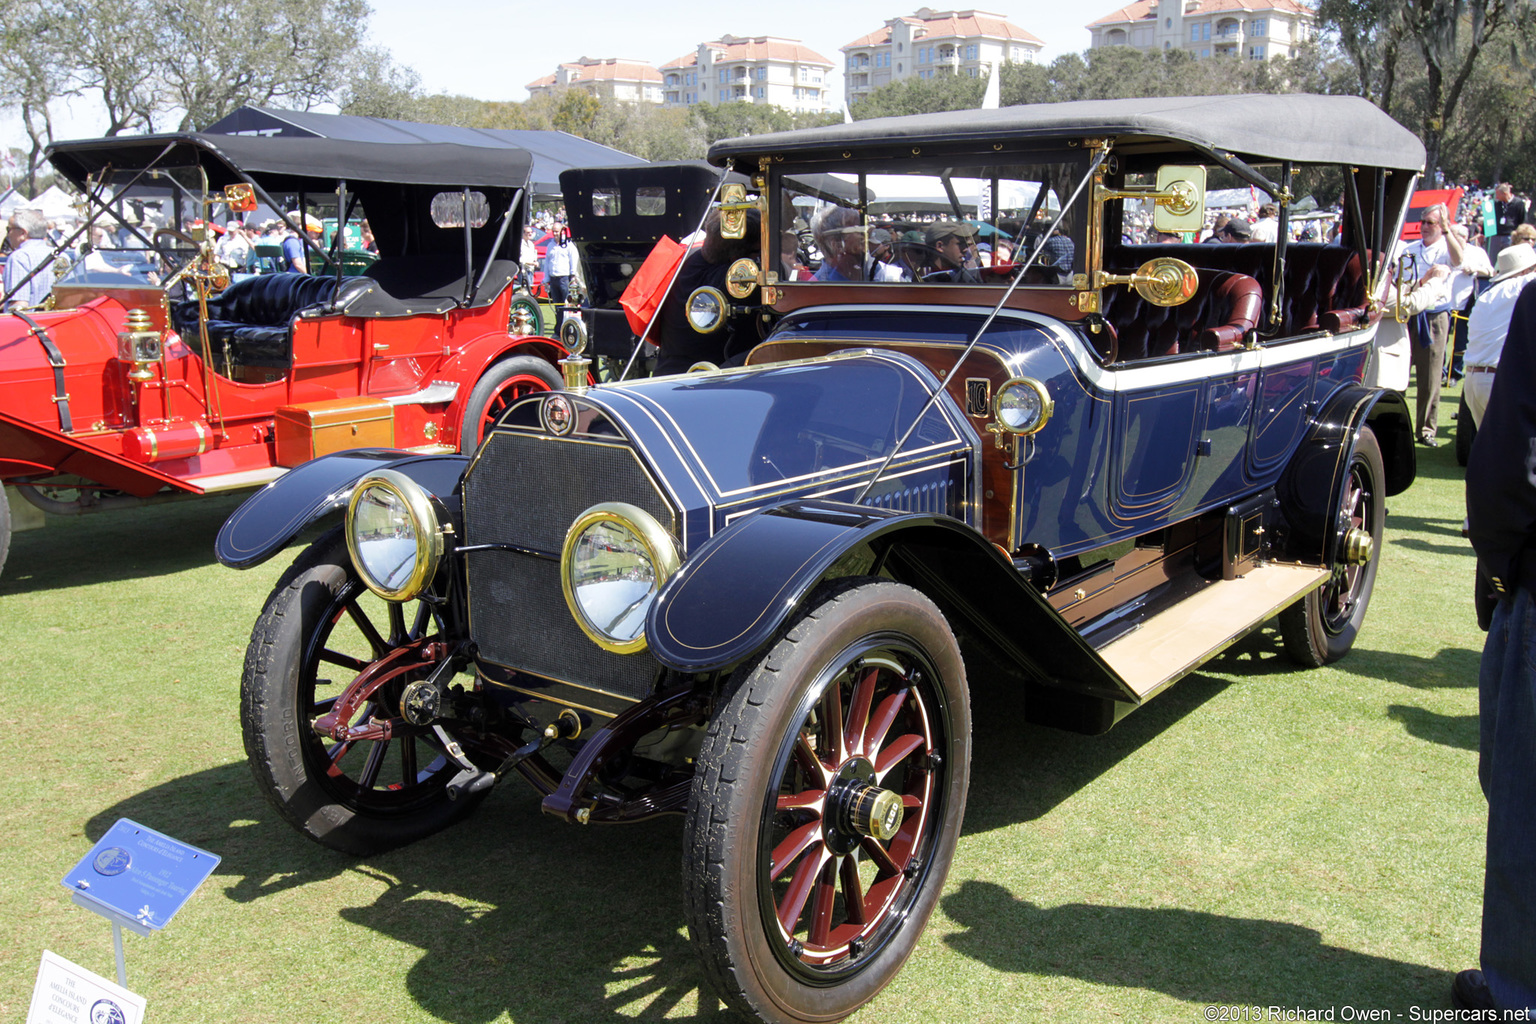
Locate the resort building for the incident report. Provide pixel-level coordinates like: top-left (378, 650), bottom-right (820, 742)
top-left (525, 57), bottom-right (665, 105)
top-left (661, 35), bottom-right (833, 114)
top-left (1087, 0), bottom-right (1314, 60)
top-left (841, 8), bottom-right (1044, 108)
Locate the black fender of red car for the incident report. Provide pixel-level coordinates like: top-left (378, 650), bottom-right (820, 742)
top-left (646, 499), bottom-right (1138, 704)
top-left (215, 450), bottom-right (468, 569)
top-left (1276, 385), bottom-right (1415, 567)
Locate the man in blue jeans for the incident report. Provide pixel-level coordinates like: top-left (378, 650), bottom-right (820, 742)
top-left (1461, 281), bottom-right (1536, 1015)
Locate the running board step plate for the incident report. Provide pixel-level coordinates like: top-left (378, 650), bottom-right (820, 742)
top-left (1098, 562), bottom-right (1330, 700)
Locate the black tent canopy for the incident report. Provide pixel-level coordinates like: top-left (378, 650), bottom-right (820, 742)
top-left (204, 106), bottom-right (644, 200)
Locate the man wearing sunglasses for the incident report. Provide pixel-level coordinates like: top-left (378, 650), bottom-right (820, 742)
top-left (1401, 203), bottom-right (1466, 446)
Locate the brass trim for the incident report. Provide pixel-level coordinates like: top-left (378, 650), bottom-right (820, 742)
top-left (725, 257), bottom-right (760, 300)
top-left (345, 469), bottom-right (445, 602)
top-left (488, 681), bottom-right (625, 718)
top-left (560, 501), bottom-right (681, 655)
top-left (991, 377), bottom-right (1055, 436)
top-left (686, 286), bottom-right (728, 334)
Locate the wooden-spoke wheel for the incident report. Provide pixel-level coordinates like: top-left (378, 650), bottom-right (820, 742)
top-left (241, 529), bottom-right (480, 853)
top-left (685, 579), bottom-right (970, 1024)
top-left (1281, 426), bottom-right (1385, 666)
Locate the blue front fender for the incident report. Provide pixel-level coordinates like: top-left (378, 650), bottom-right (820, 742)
top-left (215, 450), bottom-right (469, 569)
top-left (647, 499), bottom-right (1137, 703)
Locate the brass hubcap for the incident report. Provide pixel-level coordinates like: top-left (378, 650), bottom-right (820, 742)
top-left (1342, 526), bottom-right (1374, 566)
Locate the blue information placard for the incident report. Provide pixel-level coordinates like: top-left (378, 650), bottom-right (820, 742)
top-left (61, 819), bottom-right (220, 931)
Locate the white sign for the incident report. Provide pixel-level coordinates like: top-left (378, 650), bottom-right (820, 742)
top-left (27, 950), bottom-right (146, 1024)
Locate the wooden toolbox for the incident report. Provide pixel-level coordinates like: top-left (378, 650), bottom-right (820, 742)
top-left (274, 396), bottom-right (396, 467)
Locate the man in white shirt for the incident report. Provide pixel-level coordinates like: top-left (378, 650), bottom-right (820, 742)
top-left (1448, 223), bottom-right (1494, 382)
top-left (3, 208), bottom-right (57, 309)
top-left (1463, 243), bottom-right (1536, 427)
top-left (1250, 203), bottom-right (1279, 243)
top-left (1400, 203), bottom-right (1466, 445)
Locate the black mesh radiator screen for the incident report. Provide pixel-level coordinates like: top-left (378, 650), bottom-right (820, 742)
top-left (463, 430), bottom-right (676, 702)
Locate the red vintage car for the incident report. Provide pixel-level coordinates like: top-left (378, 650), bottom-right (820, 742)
top-left (0, 133), bottom-right (571, 576)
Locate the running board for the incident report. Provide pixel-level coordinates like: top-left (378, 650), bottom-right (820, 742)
top-left (188, 466), bottom-right (287, 493)
top-left (1097, 562), bottom-right (1330, 700)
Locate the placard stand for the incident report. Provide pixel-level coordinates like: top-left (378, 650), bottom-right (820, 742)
top-left (69, 892), bottom-right (151, 987)
top-left (59, 818), bottom-right (220, 992)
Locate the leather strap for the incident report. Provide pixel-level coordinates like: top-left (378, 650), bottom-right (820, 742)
top-left (11, 310), bottom-right (73, 433)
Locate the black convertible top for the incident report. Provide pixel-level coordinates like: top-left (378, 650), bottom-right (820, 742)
top-left (709, 94), bottom-right (1425, 172)
top-left (46, 132), bottom-right (534, 192)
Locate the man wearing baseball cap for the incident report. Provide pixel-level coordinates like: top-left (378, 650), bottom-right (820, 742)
top-left (922, 221), bottom-right (979, 281)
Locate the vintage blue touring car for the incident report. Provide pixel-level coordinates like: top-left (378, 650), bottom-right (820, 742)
top-left (218, 94), bottom-right (1423, 1024)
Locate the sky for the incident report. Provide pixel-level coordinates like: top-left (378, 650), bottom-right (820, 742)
top-left (4, 1), bottom-right (1097, 158)
top-left (363, 0), bottom-right (1095, 106)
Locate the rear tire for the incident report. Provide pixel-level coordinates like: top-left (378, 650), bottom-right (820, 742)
top-left (0, 486), bottom-right (11, 580)
top-left (459, 354), bottom-right (562, 452)
top-left (683, 579), bottom-right (970, 1024)
top-left (1280, 427), bottom-right (1385, 667)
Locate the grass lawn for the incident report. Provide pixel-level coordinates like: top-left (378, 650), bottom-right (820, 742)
top-left (0, 386), bottom-right (1488, 1023)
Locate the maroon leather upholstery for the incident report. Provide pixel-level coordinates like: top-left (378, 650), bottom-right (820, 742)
top-left (1100, 269), bottom-right (1263, 360)
top-left (1103, 243), bottom-right (1368, 341)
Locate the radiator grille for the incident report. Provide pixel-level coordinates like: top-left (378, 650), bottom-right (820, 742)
top-left (463, 430), bottom-right (675, 701)
top-left (865, 476), bottom-right (956, 517)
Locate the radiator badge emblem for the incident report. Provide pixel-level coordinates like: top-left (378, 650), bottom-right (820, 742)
top-left (541, 393), bottom-right (576, 436)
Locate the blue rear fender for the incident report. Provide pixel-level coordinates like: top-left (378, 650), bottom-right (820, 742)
top-left (1276, 385), bottom-right (1414, 566)
top-left (215, 450), bottom-right (469, 569)
top-left (647, 499), bottom-right (1137, 704)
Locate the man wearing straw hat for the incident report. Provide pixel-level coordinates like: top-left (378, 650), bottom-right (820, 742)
top-left (1463, 242), bottom-right (1536, 428)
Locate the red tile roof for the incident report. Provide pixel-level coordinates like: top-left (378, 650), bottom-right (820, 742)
top-left (843, 9), bottom-right (1043, 52)
top-left (702, 35), bottom-right (833, 67)
top-left (526, 57), bottom-right (662, 91)
top-left (1089, 0), bottom-right (1308, 27)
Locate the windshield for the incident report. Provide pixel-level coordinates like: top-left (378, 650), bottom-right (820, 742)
top-left (772, 153), bottom-right (1089, 286)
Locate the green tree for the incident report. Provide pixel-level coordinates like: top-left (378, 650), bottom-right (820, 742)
top-left (851, 72), bottom-right (986, 119)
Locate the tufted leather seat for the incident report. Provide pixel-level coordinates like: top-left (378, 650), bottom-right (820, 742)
top-left (1101, 269), bottom-right (1264, 360)
top-left (1103, 243), bottom-right (1368, 343)
top-left (172, 273), bottom-right (372, 370)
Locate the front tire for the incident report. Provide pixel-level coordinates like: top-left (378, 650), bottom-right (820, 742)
top-left (241, 529), bottom-right (479, 854)
top-left (458, 354), bottom-right (563, 452)
top-left (683, 579), bottom-right (970, 1024)
top-left (1280, 426), bottom-right (1385, 667)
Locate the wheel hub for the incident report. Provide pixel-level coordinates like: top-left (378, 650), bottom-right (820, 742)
top-left (1342, 526), bottom-right (1373, 566)
top-left (825, 758), bottom-right (904, 854)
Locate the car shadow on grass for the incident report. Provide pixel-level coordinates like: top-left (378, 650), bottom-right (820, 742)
top-left (942, 879), bottom-right (1453, 1011)
top-left (85, 761), bottom-right (734, 1022)
top-left (1, 491), bottom-right (248, 594)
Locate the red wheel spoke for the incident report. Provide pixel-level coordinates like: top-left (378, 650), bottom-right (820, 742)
top-left (771, 820), bottom-right (823, 880)
top-left (839, 856), bottom-right (867, 926)
top-left (822, 683), bottom-right (846, 765)
top-left (860, 835), bottom-right (901, 877)
top-left (777, 848), bottom-right (825, 934)
top-left (901, 793), bottom-right (922, 808)
top-left (777, 789), bottom-right (825, 812)
top-left (792, 733), bottom-right (830, 787)
top-left (875, 733), bottom-right (927, 778)
top-left (808, 860), bottom-right (838, 947)
top-left (324, 740), bottom-right (354, 775)
top-left (846, 666), bottom-right (877, 756)
top-left (863, 689), bottom-right (909, 757)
